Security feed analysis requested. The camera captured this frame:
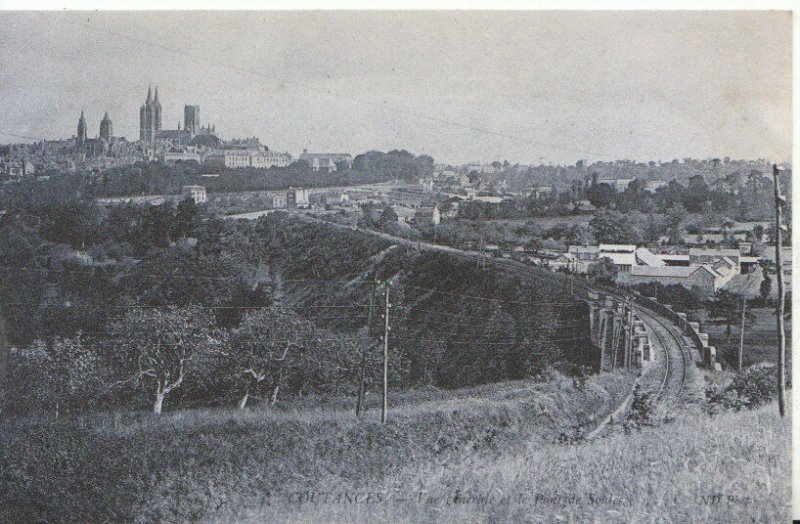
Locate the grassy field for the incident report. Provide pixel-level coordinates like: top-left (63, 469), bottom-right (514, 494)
top-left (1, 368), bottom-right (789, 524)
top-left (250, 399), bottom-right (790, 524)
top-left (0, 371), bottom-right (635, 524)
top-left (705, 307), bottom-right (792, 369)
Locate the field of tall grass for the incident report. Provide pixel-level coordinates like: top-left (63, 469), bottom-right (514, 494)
top-left (0, 371), bottom-right (634, 524)
top-left (238, 400), bottom-right (791, 524)
top-left (1, 365), bottom-right (788, 524)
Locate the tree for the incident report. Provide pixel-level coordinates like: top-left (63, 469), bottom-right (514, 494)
top-left (220, 301), bottom-right (313, 409)
top-left (5, 336), bottom-right (104, 418)
top-left (142, 202), bottom-right (176, 248)
top-left (709, 290), bottom-right (753, 343)
top-left (664, 204), bottom-right (686, 244)
top-left (587, 257), bottom-right (619, 285)
top-left (683, 175), bottom-right (709, 213)
top-left (107, 306), bottom-right (217, 414)
top-left (759, 275), bottom-right (773, 305)
top-left (590, 210), bottom-right (639, 244)
top-left (378, 206), bottom-right (398, 229)
top-left (587, 182), bottom-right (615, 208)
top-left (174, 197), bottom-right (199, 239)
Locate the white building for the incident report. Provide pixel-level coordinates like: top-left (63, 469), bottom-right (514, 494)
top-left (205, 149), bottom-right (291, 169)
top-left (251, 151), bottom-right (292, 169)
top-left (287, 188), bottom-right (310, 209)
top-left (181, 185), bottom-right (207, 204)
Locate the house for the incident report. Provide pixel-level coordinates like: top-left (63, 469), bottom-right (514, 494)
top-left (598, 244), bottom-right (637, 272)
top-left (181, 185), bottom-right (207, 204)
top-left (688, 248), bottom-right (741, 269)
top-left (656, 254), bottom-right (691, 266)
top-left (250, 151), bottom-right (292, 169)
top-left (299, 150), bottom-right (353, 173)
top-left (599, 252), bottom-right (636, 273)
top-left (267, 194), bottom-right (287, 209)
top-left (617, 265), bottom-right (720, 297)
top-left (567, 245), bottom-right (600, 261)
top-left (414, 205), bottom-right (440, 226)
top-left (391, 205), bottom-right (416, 224)
top-left (739, 256), bottom-right (761, 274)
top-left (321, 191), bottom-right (350, 205)
top-left (287, 188), bottom-right (310, 209)
top-left (635, 247), bottom-right (666, 267)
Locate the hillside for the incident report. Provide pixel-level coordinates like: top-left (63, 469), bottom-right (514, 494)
top-left (252, 214), bottom-right (594, 389)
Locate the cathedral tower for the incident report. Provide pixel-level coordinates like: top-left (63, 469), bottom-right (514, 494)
top-left (100, 112), bottom-right (113, 141)
top-left (139, 86), bottom-right (163, 142)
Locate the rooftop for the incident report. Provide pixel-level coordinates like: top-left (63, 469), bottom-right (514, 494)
top-left (599, 244), bottom-right (637, 253)
top-left (629, 265), bottom-right (713, 278)
top-left (635, 247), bottom-right (666, 267)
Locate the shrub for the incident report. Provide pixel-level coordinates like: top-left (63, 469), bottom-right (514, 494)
top-left (706, 364), bottom-right (791, 412)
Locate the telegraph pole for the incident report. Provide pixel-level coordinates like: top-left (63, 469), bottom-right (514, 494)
top-left (772, 164), bottom-right (786, 417)
top-left (381, 282), bottom-right (391, 424)
top-left (738, 291), bottom-right (747, 373)
top-left (356, 280), bottom-right (378, 417)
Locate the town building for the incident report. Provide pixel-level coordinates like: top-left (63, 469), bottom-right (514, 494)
top-left (181, 185), bottom-right (207, 204)
top-left (287, 188), bottom-right (310, 209)
top-left (299, 150), bottom-right (353, 172)
top-left (205, 149), bottom-right (291, 169)
top-left (391, 205), bottom-right (416, 224)
top-left (267, 194), bottom-right (287, 209)
top-left (617, 265), bottom-right (721, 297)
top-left (414, 205), bottom-right (441, 226)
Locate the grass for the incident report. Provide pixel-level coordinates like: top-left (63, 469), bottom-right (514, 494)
top-left (1, 370), bottom-right (788, 524)
top-left (0, 371), bottom-right (634, 524)
top-left (235, 399), bottom-right (791, 524)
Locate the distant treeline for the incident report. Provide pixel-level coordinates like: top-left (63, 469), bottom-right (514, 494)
top-left (0, 149), bottom-right (435, 206)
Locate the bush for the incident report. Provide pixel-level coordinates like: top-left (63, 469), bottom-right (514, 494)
top-left (706, 364), bottom-right (791, 412)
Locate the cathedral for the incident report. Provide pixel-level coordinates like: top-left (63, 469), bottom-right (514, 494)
top-left (139, 86), bottom-right (162, 142)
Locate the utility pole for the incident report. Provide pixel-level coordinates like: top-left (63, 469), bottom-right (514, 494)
top-left (381, 282), bottom-right (391, 424)
top-left (772, 164), bottom-right (786, 417)
top-left (738, 291), bottom-right (747, 373)
top-left (356, 280), bottom-right (378, 417)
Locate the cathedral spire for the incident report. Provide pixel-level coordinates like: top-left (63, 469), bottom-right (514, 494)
top-left (147, 85), bottom-right (152, 102)
top-left (154, 86), bottom-right (159, 103)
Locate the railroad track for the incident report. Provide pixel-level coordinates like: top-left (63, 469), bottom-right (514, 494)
top-left (633, 307), bottom-right (689, 402)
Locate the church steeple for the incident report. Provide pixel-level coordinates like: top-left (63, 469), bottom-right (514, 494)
top-left (77, 111), bottom-right (87, 143)
top-left (100, 112), bottom-right (113, 141)
top-left (140, 85), bottom-right (162, 142)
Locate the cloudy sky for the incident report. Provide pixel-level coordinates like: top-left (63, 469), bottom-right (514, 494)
top-left (0, 10), bottom-right (792, 164)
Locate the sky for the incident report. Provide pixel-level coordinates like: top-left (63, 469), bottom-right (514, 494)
top-left (0, 10), bottom-right (792, 165)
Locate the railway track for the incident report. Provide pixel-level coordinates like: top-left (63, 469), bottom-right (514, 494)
top-left (634, 307), bottom-right (690, 402)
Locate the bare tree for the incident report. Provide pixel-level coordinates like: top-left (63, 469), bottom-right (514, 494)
top-left (221, 303), bottom-right (312, 409)
top-left (109, 306), bottom-right (217, 414)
